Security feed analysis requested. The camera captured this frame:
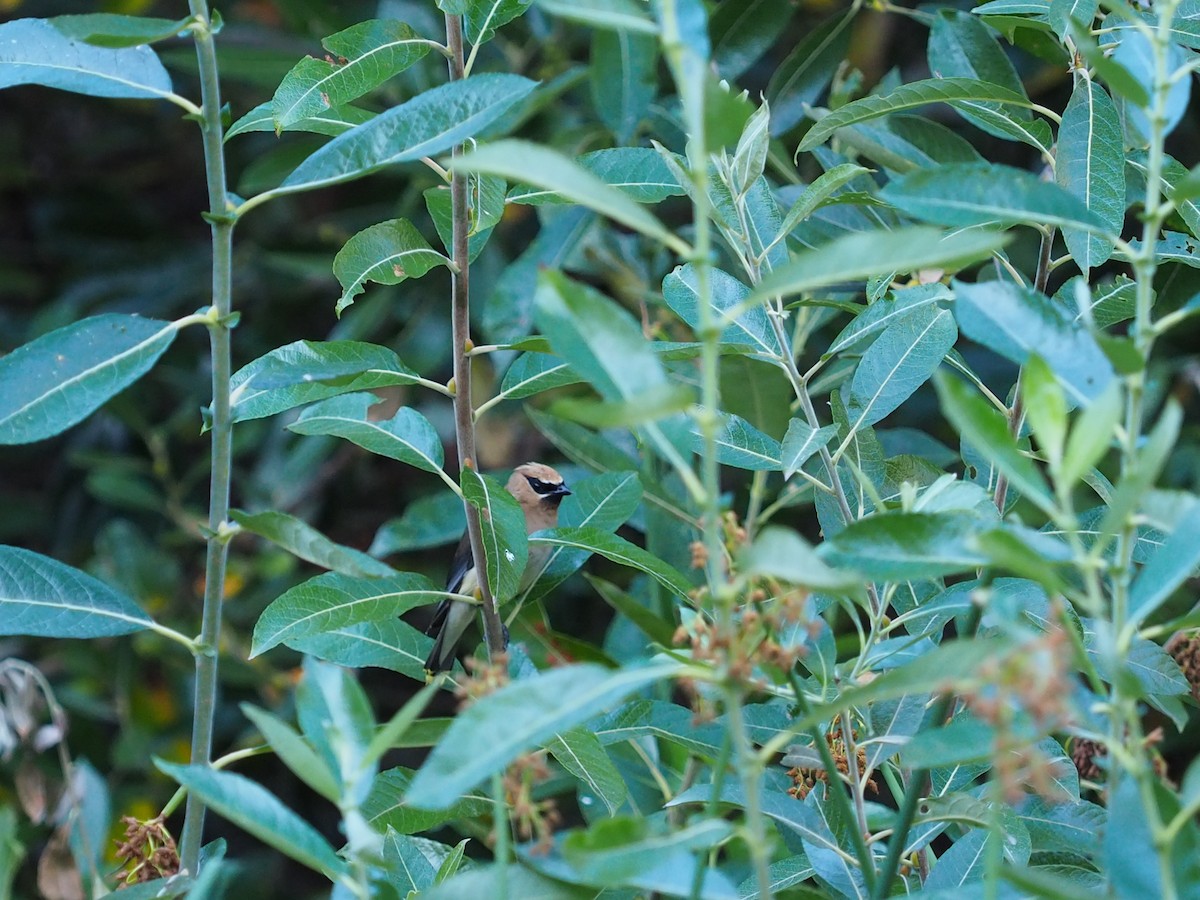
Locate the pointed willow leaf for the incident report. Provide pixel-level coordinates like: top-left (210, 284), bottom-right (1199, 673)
top-left (954, 279), bottom-right (1115, 404)
top-left (828, 284), bottom-right (953, 358)
top-left (531, 527), bottom-right (693, 599)
top-left (935, 373), bottom-right (1055, 514)
top-left (251, 571), bottom-right (441, 657)
top-left (364, 767), bottom-right (490, 835)
top-left (228, 340), bottom-right (423, 424)
top-left (155, 762), bottom-right (346, 879)
top-left (240, 705), bottom-right (340, 803)
top-left (766, 9), bottom-right (854, 135)
top-left (1128, 502), bottom-right (1200, 627)
top-left (290, 619), bottom-right (431, 680)
top-left (663, 265), bottom-right (781, 357)
top-left (1056, 78), bottom-right (1124, 272)
top-left (798, 77), bottom-right (1036, 153)
top-left (882, 162), bottom-right (1107, 233)
top-left (274, 73), bottom-right (537, 195)
top-left (498, 353), bottom-right (582, 402)
top-left (226, 100), bottom-right (375, 140)
top-left (406, 662), bottom-right (681, 808)
top-left (847, 305), bottom-right (957, 430)
top-left (465, 0), bottom-right (534, 44)
top-left (688, 414), bottom-right (781, 470)
top-left (461, 468), bottom-right (528, 603)
top-left (0, 546), bottom-right (152, 638)
top-left (545, 728), bottom-right (628, 814)
top-left (751, 227), bottom-right (1007, 303)
top-left (741, 526), bottom-right (861, 591)
top-left (781, 419), bottom-right (838, 479)
top-left (823, 511), bottom-right (990, 579)
top-left (452, 141), bottom-right (685, 253)
top-left (532, 0), bottom-right (659, 33)
top-left (0, 314), bottom-right (181, 445)
top-left (591, 28), bottom-right (657, 142)
top-left (508, 147), bottom-right (683, 205)
top-left (49, 13), bottom-right (192, 48)
top-left (288, 394), bottom-right (445, 473)
top-left (231, 509), bottom-right (396, 578)
top-left (272, 20), bottom-right (432, 128)
top-left (0, 18), bottom-right (172, 99)
top-left (333, 218), bottom-right (450, 314)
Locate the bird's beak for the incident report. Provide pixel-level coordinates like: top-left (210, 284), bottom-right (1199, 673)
top-left (551, 483), bottom-right (571, 498)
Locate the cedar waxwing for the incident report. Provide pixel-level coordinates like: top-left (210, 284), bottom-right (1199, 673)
top-left (423, 462), bottom-right (571, 674)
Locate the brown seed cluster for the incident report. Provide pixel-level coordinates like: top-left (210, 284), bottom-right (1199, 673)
top-left (501, 752), bottom-right (561, 856)
top-left (677, 513), bottom-right (814, 693)
top-left (453, 652), bottom-right (511, 711)
top-left (786, 722), bottom-right (878, 800)
top-left (1166, 631), bottom-right (1200, 703)
top-left (1070, 737), bottom-right (1105, 784)
top-left (115, 816), bottom-right (179, 886)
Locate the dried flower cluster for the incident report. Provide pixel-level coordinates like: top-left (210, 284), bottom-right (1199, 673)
top-left (115, 816), bottom-right (179, 886)
top-left (1166, 631), bottom-right (1200, 703)
top-left (678, 513), bottom-right (814, 688)
top-left (452, 652), bottom-right (511, 710)
top-left (786, 721), bottom-right (878, 800)
top-left (501, 751), bottom-right (562, 856)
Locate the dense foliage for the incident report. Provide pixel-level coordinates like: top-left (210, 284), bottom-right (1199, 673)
top-left (2, 0), bottom-right (1200, 897)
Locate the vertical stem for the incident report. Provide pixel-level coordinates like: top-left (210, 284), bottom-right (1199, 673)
top-left (445, 12), bottom-right (505, 657)
top-left (180, 0), bottom-right (234, 875)
top-left (492, 771), bottom-right (511, 900)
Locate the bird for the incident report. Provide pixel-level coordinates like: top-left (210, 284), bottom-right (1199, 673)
top-left (423, 462), bottom-right (571, 674)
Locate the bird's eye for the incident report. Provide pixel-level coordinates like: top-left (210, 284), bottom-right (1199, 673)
top-left (526, 476), bottom-right (560, 495)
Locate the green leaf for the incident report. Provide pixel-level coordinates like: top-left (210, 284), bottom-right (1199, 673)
top-left (364, 768), bottom-right (490, 835)
top-left (406, 662), bottom-right (680, 808)
top-left (0, 18), bottom-right (173, 100)
top-left (498, 353), bottom-right (583, 402)
top-left (381, 830), bottom-right (438, 896)
top-left (822, 511), bottom-right (990, 579)
top-left (508, 148), bottom-right (683, 205)
top-left (49, 13), bottom-right (193, 47)
top-left (462, 468), bottom-right (528, 603)
top-left (288, 394), bottom-right (446, 474)
top-left (0, 545), bottom-right (152, 638)
top-left (425, 173), bottom-right (506, 262)
top-left (662, 264), bottom-right (782, 357)
top-left (272, 73), bottom-right (537, 196)
top-left (333, 218), bottom-right (451, 315)
top-left (882, 162), bottom-right (1107, 233)
top-left (227, 100), bottom-right (376, 140)
top-left (532, 527), bottom-right (694, 600)
top-left (251, 571), bottom-right (441, 657)
top-left (452, 141), bottom-right (686, 253)
top-left (780, 419), bottom-right (838, 480)
top-left (935, 373), bottom-right (1055, 514)
top-left (0, 314), bottom-right (180, 445)
top-left (155, 762), bottom-right (346, 879)
top-left (689, 414), bottom-right (781, 471)
top-left (775, 163), bottom-right (873, 245)
top-left (546, 728), bottom-right (628, 814)
top-left (1128, 502), bottom-right (1200, 627)
top-left (533, 0), bottom-right (658, 33)
top-left (766, 9), bottom-right (855, 135)
top-left (1060, 381), bottom-right (1121, 489)
top-left (590, 29), bottom-right (657, 142)
top-left (370, 491), bottom-right (466, 556)
top-left (712, 0), bottom-right (794, 79)
top-left (1022, 353), bottom-right (1067, 472)
top-left (289, 619), bottom-right (432, 680)
top-left (828, 284), bottom-right (952, 358)
top-left (465, 0), bottom-right (534, 44)
top-left (228, 340), bottom-right (424, 425)
top-left (271, 21), bottom-right (432, 128)
top-left (231, 509), bottom-right (396, 578)
top-left (1056, 78), bottom-right (1124, 272)
top-left (798, 77), bottom-right (1038, 153)
top-left (586, 575), bottom-right (677, 647)
top-left (847, 305), bottom-right (957, 430)
top-left (422, 863), bottom-right (594, 900)
top-left (741, 526), bottom-right (862, 591)
top-left (751, 227), bottom-right (1007, 303)
top-left (954, 279), bottom-right (1115, 404)
top-left (240, 704), bottom-right (340, 803)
